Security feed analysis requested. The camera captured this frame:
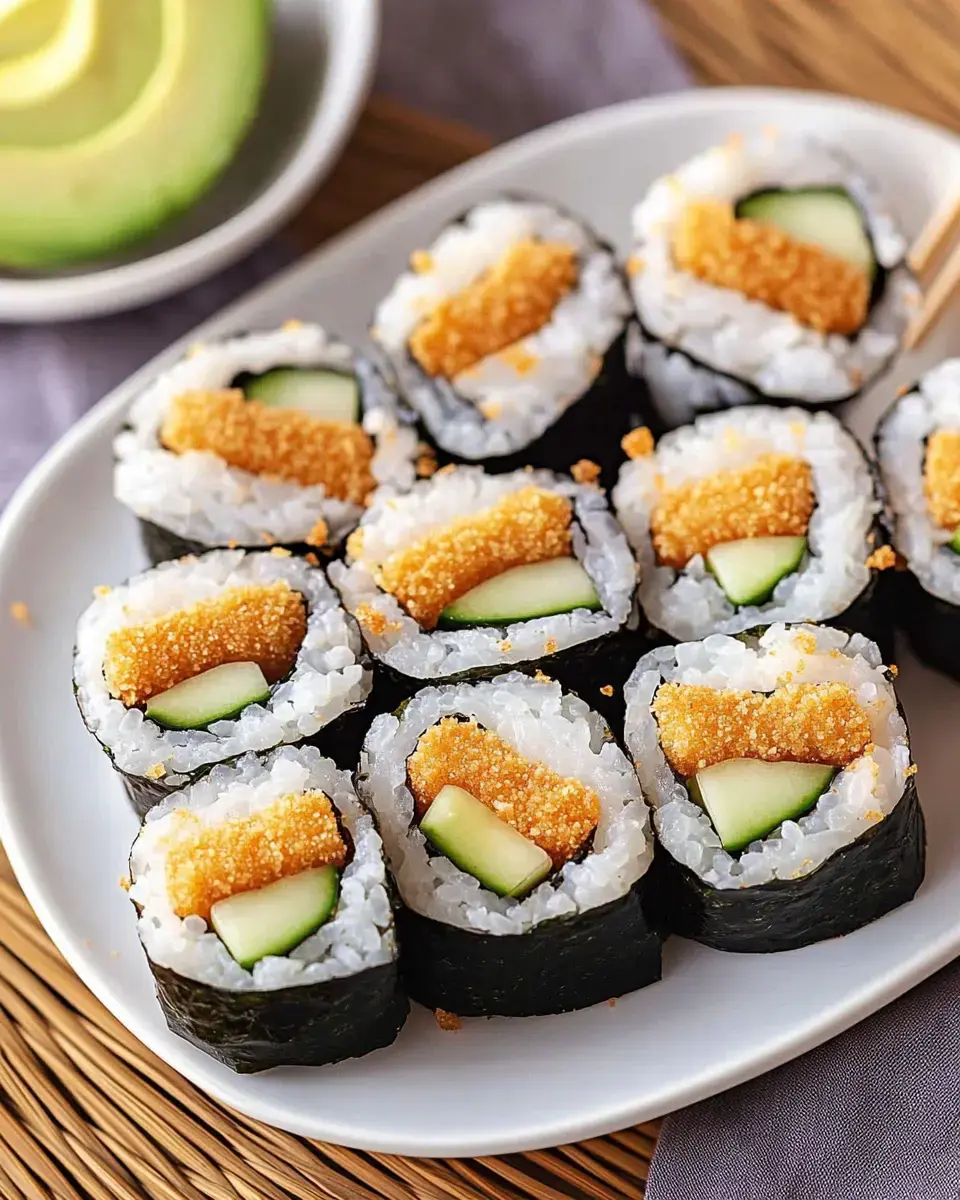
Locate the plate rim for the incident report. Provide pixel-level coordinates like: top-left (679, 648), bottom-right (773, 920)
top-left (1, 84), bottom-right (959, 1155)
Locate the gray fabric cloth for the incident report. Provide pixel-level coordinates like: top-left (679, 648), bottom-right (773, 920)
top-left (647, 960), bottom-right (960, 1200)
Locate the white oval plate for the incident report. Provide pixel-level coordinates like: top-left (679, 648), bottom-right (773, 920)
top-left (2, 88), bottom-right (960, 1157)
top-left (0, 0), bottom-right (379, 323)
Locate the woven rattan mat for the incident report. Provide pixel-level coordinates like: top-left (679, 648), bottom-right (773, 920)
top-left (0, 98), bottom-right (659, 1199)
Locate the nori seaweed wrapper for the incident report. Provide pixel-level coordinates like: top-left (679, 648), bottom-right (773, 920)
top-left (396, 880), bottom-right (662, 1017)
top-left (150, 959), bottom-right (408, 1073)
top-left (648, 776), bottom-right (925, 954)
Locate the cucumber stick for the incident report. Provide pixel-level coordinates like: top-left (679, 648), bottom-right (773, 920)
top-left (688, 758), bottom-right (837, 853)
top-left (706, 536), bottom-right (806, 607)
top-left (735, 188), bottom-right (876, 279)
top-left (420, 785), bottom-right (553, 897)
top-left (210, 865), bottom-right (340, 968)
top-left (145, 661), bottom-right (270, 730)
top-left (438, 557), bottom-right (601, 628)
top-left (243, 368), bottom-right (360, 423)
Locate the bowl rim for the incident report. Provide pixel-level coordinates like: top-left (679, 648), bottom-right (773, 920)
top-left (0, 0), bottom-right (381, 324)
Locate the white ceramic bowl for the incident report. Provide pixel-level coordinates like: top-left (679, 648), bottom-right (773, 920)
top-left (0, 0), bottom-right (380, 323)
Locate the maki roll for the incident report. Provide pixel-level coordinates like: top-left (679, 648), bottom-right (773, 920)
top-left (612, 406), bottom-right (893, 647)
top-left (626, 133), bottom-right (918, 429)
top-left (624, 623), bottom-right (924, 952)
top-left (129, 746), bottom-right (407, 1072)
top-left (329, 466), bottom-right (636, 694)
top-left (74, 549), bottom-right (371, 815)
top-left (114, 322), bottom-right (418, 563)
top-left (371, 197), bottom-right (637, 480)
top-left (358, 672), bottom-right (660, 1016)
top-left (876, 360), bottom-right (960, 680)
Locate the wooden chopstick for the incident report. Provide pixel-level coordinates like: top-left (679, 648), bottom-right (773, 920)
top-left (903, 189), bottom-right (960, 351)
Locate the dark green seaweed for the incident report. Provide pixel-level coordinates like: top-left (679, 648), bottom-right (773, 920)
top-left (648, 776), bottom-right (925, 953)
top-left (150, 959), bottom-right (408, 1073)
top-left (396, 880), bottom-right (662, 1017)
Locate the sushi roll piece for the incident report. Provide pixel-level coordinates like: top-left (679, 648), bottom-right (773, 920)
top-left (129, 745), bottom-right (407, 1072)
top-left (371, 196), bottom-right (638, 482)
top-left (626, 133), bottom-right (918, 429)
top-left (74, 549), bottom-right (371, 816)
top-left (358, 672), bottom-right (661, 1016)
top-left (624, 623), bottom-right (924, 952)
top-left (114, 322), bottom-right (419, 564)
top-left (612, 406), bottom-right (894, 648)
top-left (876, 360), bottom-right (960, 680)
top-left (329, 466), bottom-right (637, 707)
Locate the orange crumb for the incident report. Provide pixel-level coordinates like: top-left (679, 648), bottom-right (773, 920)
top-left (608, 998), bottom-right (617, 1007)
top-left (408, 240), bottom-right (578, 378)
top-left (104, 582), bottom-right (305, 707)
top-left (896, 384), bottom-right (910, 398)
top-left (8, 602), bottom-right (30, 627)
top-left (376, 487), bottom-right (571, 629)
top-left (282, 319), bottom-right (303, 332)
top-left (144, 763), bottom-right (166, 780)
top-left (119, 875), bottom-right (131, 892)
top-left (227, 539), bottom-right (239, 550)
top-left (924, 430), bottom-right (960, 529)
top-left (653, 682), bottom-right (871, 777)
top-left (479, 398), bottom-right (503, 420)
top-left (849, 367), bottom-right (864, 388)
top-left (498, 639), bottom-right (512, 652)
top-left (793, 631), bottom-right (818, 656)
top-left (410, 250), bottom-right (434, 274)
top-left (408, 718), bottom-right (599, 867)
top-left (600, 685), bottom-right (614, 697)
top-left (571, 459), bottom-right (602, 485)
top-left (889, 664), bottom-right (899, 677)
top-left (499, 344), bottom-right (540, 375)
top-left (544, 637), bottom-right (559, 655)
top-left (534, 669), bottom-right (552, 683)
top-left (651, 454), bottom-right (813, 568)
top-left (622, 427), bottom-right (655, 459)
top-left (161, 389), bottom-right (375, 504)
top-left (164, 791), bottom-right (347, 922)
top-left (626, 255), bottom-right (645, 277)
top-left (269, 546), bottom-right (292, 558)
top-left (435, 1009), bottom-right (461, 1031)
top-left (355, 603), bottom-right (402, 637)
top-left (305, 552), bottom-right (320, 567)
top-left (866, 544), bottom-right (897, 571)
top-left (93, 585), bottom-right (112, 598)
top-left (305, 517), bottom-right (330, 548)
top-left (259, 532), bottom-right (275, 546)
top-left (416, 453), bottom-right (438, 478)
top-left (672, 200), bottom-right (869, 335)
top-left (906, 763), bottom-right (918, 778)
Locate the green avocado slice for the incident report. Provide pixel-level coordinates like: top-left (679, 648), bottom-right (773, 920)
top-left (706, 536), bottom-right (807, 607)
top-left (0, 0), bottom-right (164, 148)
top-left (438, 557), bottom-right (601, 628)
top-left (145, 661), bottom-right (270, 730)
top-left (0, 0), bottom-right (268, 267)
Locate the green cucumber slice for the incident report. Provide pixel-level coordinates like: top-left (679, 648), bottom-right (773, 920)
top-left (949, 526), bottom-right (960, 554)
top-left (242, 368), bottom-right (360, 423)
top-left (210, 865), bottom-right (340, 969)
top-left (437, 557), bottom-right (601, 628)
top-left (688, 758), bottom-right (837, 853)
top-left (706, 536), bottom-right (807, 607)
top-left (145, 661), bottom-right (270, 730)
top-left (420, 784), bottom-right (553, 897)
top-left (735, 188), bottom-right (876, 279)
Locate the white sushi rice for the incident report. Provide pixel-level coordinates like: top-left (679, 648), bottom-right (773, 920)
top-left (877, 358), bottom-right (960, 604)
top-left (329, 466), bottom-right (636, 678)
top-left (624, 624), bottom-right (911, 890)
top-left (130, 746), bottom-right (397, 991)
top-left (358, 673), bottom-right (653, 934)
top-left (629, 134), bottom-right (917, 424)
top-left (74, 550), bottom-right (371, 787)
top-left (611, 406), bottom-right (876, 640)
top-left (114, 323), bottom-right (418, 547)
top-left (372, 199), bottom-right (632, 458)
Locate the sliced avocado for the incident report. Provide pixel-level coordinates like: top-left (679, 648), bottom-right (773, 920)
top-left (420, 784), bottom-right (553, 897)
top-left (0, 0), bottom-right (268, 267)
top-left (210, 865), bottom-right (340, 969)
top-left (706, 536), bottom-right (807, 607)
top-left (0, 0), bottom-right (164, 148)
top-left (242, 368), bottom-right (360, 424)
top-left (438, 557), bottom-right (601, 628)
top-left (735, 188), bottom-right (876, 279)
top-left (0, 0), bottom-right (95, 109)
top-left (0, 0), bottom-right (66, 61)
top-left (949, 526), bottom-right (960, 554)
top-left (145, 661), bottom-right (269, 730)
top-left (688, 758), bottom-right (836, 853)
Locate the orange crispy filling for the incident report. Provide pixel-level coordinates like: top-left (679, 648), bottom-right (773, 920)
top-left (375, 486), bottom-right (572, 629)
top-left (653, 682), bottom-right (872, 778)
top-left (408, 239), bottom-right (578, 379)
top-left (104, 582), bottom-right (305, 707)
top-left (924, 429), bottom-right (960, 529)
top-left (672, 200), bottom-right (869, 336)
top-left (407, 718), bottom-right (600, 868)
top-left (650, 453), bottom-right (814, 568)
top-left (160, 389), bottom-right (375, 504)
top-left (164, 791), bottom-right (347, 922)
